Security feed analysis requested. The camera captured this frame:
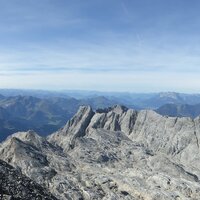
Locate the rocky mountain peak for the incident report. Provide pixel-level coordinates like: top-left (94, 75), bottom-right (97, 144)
top-left (11, 130), bottom-right (42, 141)
top-left (86, 105), bottom-right (137, 135)
top-left (63, 105), bottom-right (94, 131)
top-left (48, 105), bottom-right (94, 151)
top-left (110, 105), bottom-right (128, 114)
top-left (2, 105), bottom-right (200, 199)
top-left (48, 105), bottom-right (139, 151)
top-left (3, 130), bottom-right (51, 153)
top-left (96, 104), bottom-right (128, 114)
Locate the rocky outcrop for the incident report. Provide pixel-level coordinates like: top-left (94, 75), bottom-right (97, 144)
top-left (48, 106), bottom-right (94, 151)
top-left (0, 131), bottom-right (84, 200)
top-left (0, 159), bottom-right (57, 200)
top-left (87, 105), bottom-right (137, 134)
top-left (1, 105), bottom-right (200, 199)
top-left (128, 110), bottom-right (200, 174)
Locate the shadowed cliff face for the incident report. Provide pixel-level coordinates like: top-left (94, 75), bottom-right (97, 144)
top-left (1, 105), bottom-right (200, 199)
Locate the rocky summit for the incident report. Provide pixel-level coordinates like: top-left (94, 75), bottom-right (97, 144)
top-left (1, 105), bottom-right (200, 199)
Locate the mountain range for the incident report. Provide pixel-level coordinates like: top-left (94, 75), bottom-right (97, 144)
top-left (0, 95), bottom-right (119, 141)
top-left (2, 90), bottom-right (200, 141)
top-left (2, 89), bottom-right (200, 108)
top-left (1, 105), bottom-right (200, 199)
top-left (156, 103), bottom-right (200, 118)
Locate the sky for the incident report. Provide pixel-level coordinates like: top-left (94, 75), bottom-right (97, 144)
top-left (1, 0), bottom-right (200, 92)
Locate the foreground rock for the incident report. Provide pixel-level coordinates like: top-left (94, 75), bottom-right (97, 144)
top-left (1, 105), bottom-right (200, 199)
top-left (0, 159), bottom-right (57, 200)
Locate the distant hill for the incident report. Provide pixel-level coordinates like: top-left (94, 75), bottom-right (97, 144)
top-left (2, 90), bottom-right (200, 109)
top-left (156, 103), bottom-right (200, 118)
top-left (134, 92), bottom-right (199, 109)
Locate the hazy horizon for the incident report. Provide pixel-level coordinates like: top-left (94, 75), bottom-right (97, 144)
top-left (1, 0), bottom-right (200, 92)
top-left (1, 88), bottom-right (200, 95)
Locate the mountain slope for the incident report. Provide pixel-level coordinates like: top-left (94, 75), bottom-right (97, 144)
top-left (1, 105), bottom-right (200, 199)
top-left (156, 103), bottom-right (200, 118)
top-left (0, 159), bottom-right (57, 200)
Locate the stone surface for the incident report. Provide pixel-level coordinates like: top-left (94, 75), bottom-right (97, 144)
top-left (48, 105), bottom-right (94, 151)
top-left (0, 159), bottom-right (57, 200)
top-left (1, 105), bottom-right (200, 199)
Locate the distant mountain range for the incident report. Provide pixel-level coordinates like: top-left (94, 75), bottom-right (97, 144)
top-left (2, 89), bottom-right (200, 108)
top-left (1, 89), bottom-right (200, 140)
top-left (156, 103), bottom-right (200, 118)
top-left (130, 92), bottom-right (200, 109)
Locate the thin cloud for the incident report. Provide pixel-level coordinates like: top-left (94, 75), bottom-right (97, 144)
top-left (0, 0), bottom-right (200, 92)
top-left (0, 39), bottom-right (200, 74)
top-left (1, 70), bottom-right (200, 93)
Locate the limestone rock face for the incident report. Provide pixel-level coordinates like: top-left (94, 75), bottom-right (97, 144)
top-left (87, 105), bottom-right (137, 134)
top-left (0, 131), bottom-right (83, 200)
top-left (48, 105), bottom-right (94, 151)
top-left (1, 105), bottom-right (200, 199)
top-left (129, 110), bottom-right (200, 173)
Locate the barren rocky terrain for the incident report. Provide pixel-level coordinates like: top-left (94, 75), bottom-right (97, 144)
top-left (1, 105), bottom-right (200, 199)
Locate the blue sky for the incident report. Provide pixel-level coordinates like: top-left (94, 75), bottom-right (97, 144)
top-left (1, 0), bottom-right (200, 92)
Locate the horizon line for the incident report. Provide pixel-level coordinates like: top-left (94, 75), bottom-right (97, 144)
top-left (0, 88), bottom-right (200, 95)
